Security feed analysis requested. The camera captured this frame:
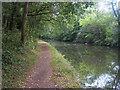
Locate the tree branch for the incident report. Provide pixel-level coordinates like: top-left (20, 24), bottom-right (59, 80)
top-left (27, 11), bottom-right (57, 16)
top-left (28, 5), bottom-right (50, 15)
top-left (111, 2), bottom-right (118, 17)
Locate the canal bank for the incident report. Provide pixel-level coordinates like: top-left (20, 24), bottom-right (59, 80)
top-left (47, 40), bottom-right (119, 89)
top-left (45, 41), bottom-right (83, 88)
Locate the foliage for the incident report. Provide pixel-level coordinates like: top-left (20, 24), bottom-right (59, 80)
top-left (53, 4), bottom-right (119, 47)
top-left (2, 28), bottom-right (39, 88)
top-left (36, 2), bottom-right (93, 40)
top-left (77, 9), bottom-right (118, 46)
top-left (2, 2), bottom-right (119, 88)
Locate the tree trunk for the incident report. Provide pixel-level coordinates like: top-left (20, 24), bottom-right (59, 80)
top-left (21, 2), bottom-right (29, 48)
top-left (2, 16), bottom-right (7, 28)
top-left (111, 2), bottom-right (118, 17)
top-left (9, 2), bottom-right (17, 30)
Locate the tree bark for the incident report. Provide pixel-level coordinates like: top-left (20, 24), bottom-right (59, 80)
top-left (9, 2), bottom-right (17, 30)
top-left (21, 2), bottom-right (29, 48)
top-left (111, 2), bottom-right (118, 17)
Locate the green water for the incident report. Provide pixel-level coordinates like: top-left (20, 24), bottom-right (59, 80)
top-left (48, 40), bottom-right (119, 89)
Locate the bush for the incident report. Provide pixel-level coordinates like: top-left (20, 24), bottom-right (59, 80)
top-left (75, 10), bottom-right (118, 46)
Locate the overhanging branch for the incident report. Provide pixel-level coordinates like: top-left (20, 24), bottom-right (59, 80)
top-left (27, 11), bottom-right (57, 16)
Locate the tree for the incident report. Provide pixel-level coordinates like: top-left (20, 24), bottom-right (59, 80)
top-left (111, 1), bottom-right (120, 25)
top-left (111, 1), bottom-right (120, 47)
top-left (21, 2), bottom-right (29, 48)
top-left (9, 2), bottom-right (17, 30)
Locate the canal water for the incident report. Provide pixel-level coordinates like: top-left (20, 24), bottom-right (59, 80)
top-left (48, 40), bottom-right (120, 89)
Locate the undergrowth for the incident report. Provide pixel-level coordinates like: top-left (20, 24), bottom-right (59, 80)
top-left (2, 30), bottom-right (40, 88)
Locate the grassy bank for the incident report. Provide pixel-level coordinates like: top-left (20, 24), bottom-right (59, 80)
top-left (43, 41), bottom-right (83, 88)
top-left (3, 40), bottom-right (41, 88)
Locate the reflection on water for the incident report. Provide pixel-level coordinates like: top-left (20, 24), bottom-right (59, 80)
top-left (48, 40), bottom-right (119, 89)
top-left (85, 74), bottom-right (115, 88)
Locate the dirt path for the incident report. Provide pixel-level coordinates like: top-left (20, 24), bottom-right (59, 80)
top-left (22, 42), bottom-right (55, 88)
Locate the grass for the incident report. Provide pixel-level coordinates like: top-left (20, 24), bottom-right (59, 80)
top-left (42, 41), bottom-right (83, 88)
top-left (3, 41), bottom-right (41, 88)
